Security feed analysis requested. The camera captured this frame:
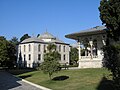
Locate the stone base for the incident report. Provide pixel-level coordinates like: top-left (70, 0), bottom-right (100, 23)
top-left (78, 60), bottom-right (102, 68)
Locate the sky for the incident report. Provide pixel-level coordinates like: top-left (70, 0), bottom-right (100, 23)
top-left (0, 0), bottom-right (102, 44)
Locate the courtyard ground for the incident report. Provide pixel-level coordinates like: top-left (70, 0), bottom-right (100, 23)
top-left (9, 68), bottom-right (114, 90)
top-left (0, 69), bottom-right (50, 90)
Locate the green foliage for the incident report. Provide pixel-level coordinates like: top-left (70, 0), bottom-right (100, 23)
top-left (0, 36), bottom-right (9, 63)
top-left (20, 34), bottom-right (31, 42)
top-left (103, 44), bottom-right (120, 89)
top-left (40, 44), bottom-right (61, 80)
top-left (99, 0), bottom-right (120, 89)
top-left (0, 36), bottom-right (16, 68)
top-left (70, 47), bottom-right (78, 65)
top-left (99, 0), bottom-right (120, 41)
top-left (103, 45), bottom-right (120, 73)
top-left (10, 37), bottom-right (19, 46)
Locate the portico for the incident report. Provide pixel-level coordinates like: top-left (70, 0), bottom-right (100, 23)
top-left (65, 26), bottom-right (107, 68)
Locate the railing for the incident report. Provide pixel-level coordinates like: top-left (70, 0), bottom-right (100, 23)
top-left (81, 56), bottom-right (98, 59)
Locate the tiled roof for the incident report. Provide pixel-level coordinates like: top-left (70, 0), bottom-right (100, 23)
top-left (21, 37), bottom-right (43, 43)
top-left (77, 26), bottom-right (106, 33)
top-left (38, 32), bottom-right (55, 39)
top-left (65, 26), bottom-right (107, 40)
top-left (20, 32), bottom-right (68, 45)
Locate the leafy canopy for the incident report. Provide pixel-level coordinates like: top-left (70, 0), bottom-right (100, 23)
top-left (70, 47), bottom-right (78, 65)
top-left (41, 44), bottom-right (61, 80)
top-left (99, 0), bottom-right (120, 41)
top-left (99, 0), bottom-right (120, 89)
top-left (0, 36), bottom-right (16, 67)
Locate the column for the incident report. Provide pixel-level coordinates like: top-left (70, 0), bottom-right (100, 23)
top-left (85, 49), bottom-right (87, 57)
top-left (102, 35), bottom-right (106, 45)
top-left (89, 40), bottom-right (93, 59)
top-left (78, 41), bottom-right (81, 68)
top-left (102, 39), bottom-right (106, 45)
top-left (78, 42), bottom-right (81, 61)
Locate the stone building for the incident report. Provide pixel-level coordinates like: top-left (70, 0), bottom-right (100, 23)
top-left (17, 32), bottom-right (70, 68)
top-left (65, 26), bottom-right (107, 68)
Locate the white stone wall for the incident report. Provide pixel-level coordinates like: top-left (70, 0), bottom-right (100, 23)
top-left (78, 60), bottom-right (102, 68)
top-left (78, 34), bottom-right (106, 68)
top-left (57, 44), bottom-right (70, 65)
top-left (17, 42), bottom-right (70, 68)
top-left (18, 43), bottom-right (35, 68)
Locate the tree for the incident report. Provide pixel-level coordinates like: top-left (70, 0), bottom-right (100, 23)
top-left (10, 37), bottom-right (19, 46)
top-left (70, 47), bottom-right (78, 65)
top-left (9, 37), bottom-right (19, 67)
top-left (0, 36), bottom-right (16, 68)
top-left (99, 0), bottom-right (120, 41)
top-left (20, 34), bottom-right (31, 42)
top-left (99, 0), bottom-right (120, 89)
top-left (0, 36), bottom-right (8, 66)
top-left (40, 44), bottom-right (61, 80)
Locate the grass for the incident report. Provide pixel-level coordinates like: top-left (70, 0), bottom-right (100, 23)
top-left (9, 68), bottom-right (111, 90)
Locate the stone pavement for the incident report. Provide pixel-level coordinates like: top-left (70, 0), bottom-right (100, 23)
top-left (0, 70), bottom-right (51, 90)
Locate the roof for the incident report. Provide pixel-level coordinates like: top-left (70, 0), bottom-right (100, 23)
top-left (65, 26), bottom-right (107, 40)
top-left (51, 38), bottom-right (69, 45)
top-left (20, 32), bottom-right (69, 45)
top-left (21, 37), bottom-right (43, 44)
top-left (54, 37), bottom-right (64, 43)
top-left (38, 32), bottom-right (56, 39)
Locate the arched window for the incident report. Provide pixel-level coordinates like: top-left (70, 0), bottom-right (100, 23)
top-left (29, 54), bottom-right (31, 60)
top-left (59, 45), bottom-right (61, 52)
top-left (19, 46), bottom-right (21, 51)
top-left (24, 54), bottom-right (26, 61)
top-left (63, 54), bottom-right (66, 60)
top-left (38, 54), bottom-right (41, 60)
top-left (63, 46), bottom-right (65, 52)
top-left (24, 45), bottom-right (26, 52)
top-left (44, 45), bottom-right (46, 52)
top-left (28, 44), bottom-right (31, 52)
top-left (93, 39), bottom-right (97, 56)
top-left (38, 44), bottom-right (41, 52)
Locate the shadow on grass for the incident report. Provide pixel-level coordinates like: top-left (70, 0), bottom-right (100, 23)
top-left (8, 68), bottom-right (36, 75)
top-left (19, 74), bottom-right (32, 79)
top-left (52, 75), bottom-right (69, 81)
top-left (96, 76), bottom-right (115, 90)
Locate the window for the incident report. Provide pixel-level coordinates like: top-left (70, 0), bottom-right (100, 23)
top-left (63, 54), bottom-right (66, 60)
top-left (24, 45), bottom-right (26, 52)
top-left (63, 46), bottom-right (65, 52)
top-left (60, 54), bottom-right (61, 61)
top-left (19, 46), bottom-right (21, 51)
top-left (93, 40), bottom-right (97, 56)
top-left (38, 54), bottom-right (41, 60)
top-left (29, 54), bottom-right (31, 60)
top-left (44, 45), bottom-right (46, 52)
top-left (38, 44), bottom-right (41, 52)
top-left (24, 54), bottom-right (26, 67)
top-left (59, 45), bottom-right (61, 52)
top-left (24, 54), bottom-right (26, 61)
top-left (28, 44), bottom-right (31, 52)
top-left (29, 64), bottom-right (30, 67)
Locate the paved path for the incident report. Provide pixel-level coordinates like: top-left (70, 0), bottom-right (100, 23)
top-left (0, 70), bottom-right (49, 90)
top-left (62, 67), bottom-right (79, 70)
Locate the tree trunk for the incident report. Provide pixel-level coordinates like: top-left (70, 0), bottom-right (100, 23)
top-left (49, 73), bottom-right (52, 80)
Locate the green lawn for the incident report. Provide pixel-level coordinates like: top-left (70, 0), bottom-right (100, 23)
top-left (10, 68), bottom-right (111, 90)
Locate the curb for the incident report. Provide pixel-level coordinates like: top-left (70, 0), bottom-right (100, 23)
top-left (22, 79), bottom-right (52, 90)
top-left (8, 71), bottom-right (52, 90)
